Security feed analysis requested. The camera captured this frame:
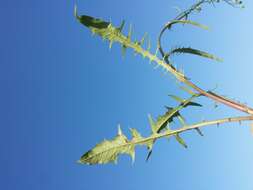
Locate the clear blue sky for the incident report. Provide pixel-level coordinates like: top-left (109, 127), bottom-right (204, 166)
top-left (1, 0), bottom-right (253, 189)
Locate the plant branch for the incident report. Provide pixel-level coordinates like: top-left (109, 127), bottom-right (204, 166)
top-left (157, 0), bottom-right (253, 115)
top-left (78, 115), bottom-right (253, 165)
top-left (75, 1), bottom-right (252, 165)
top-left (140, 115), bottom-right (253, 145)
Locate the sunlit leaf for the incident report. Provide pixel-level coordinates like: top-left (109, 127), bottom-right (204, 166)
top-left (169, 47), bottom-right (223, 62)
top-left (175, 134), bottom-right (188, 148)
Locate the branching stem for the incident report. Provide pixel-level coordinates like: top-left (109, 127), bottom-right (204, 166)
top-left (76, 0), bottom-right (253, 165)
top-left (133, 115), bottom-right (253, 146)
top-left (158, 0), bottom-right (253, 115)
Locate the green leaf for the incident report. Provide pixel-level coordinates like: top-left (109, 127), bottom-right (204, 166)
top-left (180, 86), bottom-right (196, 95)
top-left (168, 94), bottom-right (185, 103)
top-left (146, 150), bottom-right (153, 161)
top-left (78, 128), bottom-right (135, 165)
top-left (147, 38), bottom-right (151, 51)
top-left (177, 114), bottom-right (186, 125)
top-left (118, 20), bottom-right (125, 32)
top-left (169, 47), bottom-right (223, 62)
top-left (139, 32), bottom-right (147, 46)
top-left (121, 44), bottom-right (127, 57)
top-left (155, 107), bottom-right (180, 133)
top-left (148, 114), bottom-right (157, 134)
top-left (163, 19), bottom-right (222, 62)
top-left (130, 128), bottom-right (142, 140)
top-left (186, 101), bottom-right (202, 107)
top-left (153, 94), bottom-right (201, 133)
top-left (175, 134), bottom-right (188, 148)
top-left (145, 140), bottom-right (154, 161)
top-left (127, 24), bottom-right (133, 41)
top-left (77, 14), bottom-right (110, 29)
top-left (166, 20), bottom-right (209, 31)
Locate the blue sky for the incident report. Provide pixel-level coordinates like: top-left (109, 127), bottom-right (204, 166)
top-left (1, 0), bottom-right (253, 189)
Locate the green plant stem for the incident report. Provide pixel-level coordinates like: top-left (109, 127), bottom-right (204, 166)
top-left (114, 30), bottom-right (253, 115)
top-left (132, 115), bottom-right (253, 146)
top-left (157, 0), bottom-right (253, 115)
top-left (78, 115), bottom-right (253, 164)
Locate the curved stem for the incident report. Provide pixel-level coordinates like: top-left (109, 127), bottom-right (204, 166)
top-left (157, 0), bottom-right (253, 115)
top-left (138, 115), bottom-right (253, 145)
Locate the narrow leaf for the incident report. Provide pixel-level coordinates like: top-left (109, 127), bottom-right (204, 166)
top-left (146, 150), bottom-right (152, 162)
top-left (148, 114), bottom-right (157, 134)
top-left (140, 32), bottom-right (147, 46)
top-left (180, 86), bottom-right (196, 95)
top-left (130, 128), bottom-right (142, 140)
top-left (145, 140), bottom-right (154, 161)
top-left (169, 47), bottom-right (222, 62)
top-left (167, 20), bottom-right (209, 31)
top-left (186, 101), bottom-right (202, 107)
top-left (195, 128), bottom-right (204, 136)
top-left (121, 44), bottom-right (127, 57)
top-left (168, 94), bottom-right (185, 103)
top-left (127, 24), bottom-right (133, 41)
top-left (118, 124), bottom-right (123, 135)
top-left (118, 20), bottom-right (125, 32)
top-left (177, 114), bottom-right (186, 125)
top-left (175, 134), bottom-right (188, 148)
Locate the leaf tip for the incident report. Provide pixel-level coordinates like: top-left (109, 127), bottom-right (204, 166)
top-left (118, 124), bottom-right (122, 135)
top-left (76, 160), bottom-right (83, 164)
top-left (74, 4), bottom-right (79, 19)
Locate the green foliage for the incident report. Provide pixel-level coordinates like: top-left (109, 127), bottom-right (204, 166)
top-left (165, 20), bottom-right (209, 31)
top-left (75, 0), bottom-right (253, 166)
top-left (78, 94), bottom-right (203, 164)
top-left (168, 47), bottom-right (223, 62)
top-left (79, 125), bottom-right (139, 164)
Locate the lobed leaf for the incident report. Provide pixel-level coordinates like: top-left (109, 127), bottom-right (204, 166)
top-left (78, 130), bottom-right (133, 164)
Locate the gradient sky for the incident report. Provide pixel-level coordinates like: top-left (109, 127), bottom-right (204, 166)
top-left (1, 0), bottom-right (253, 189)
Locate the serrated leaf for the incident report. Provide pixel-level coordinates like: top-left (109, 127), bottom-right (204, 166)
top-left (155, 108), bottom-right (180, 133)
top-left (175, 134), bottom-right (188, 148)
top-left (169, 47), bottom-right (222, 62)
top-left (79, 128), bottom-right (136, 165)
top-left (154, 94), bottom-right (201, 133)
